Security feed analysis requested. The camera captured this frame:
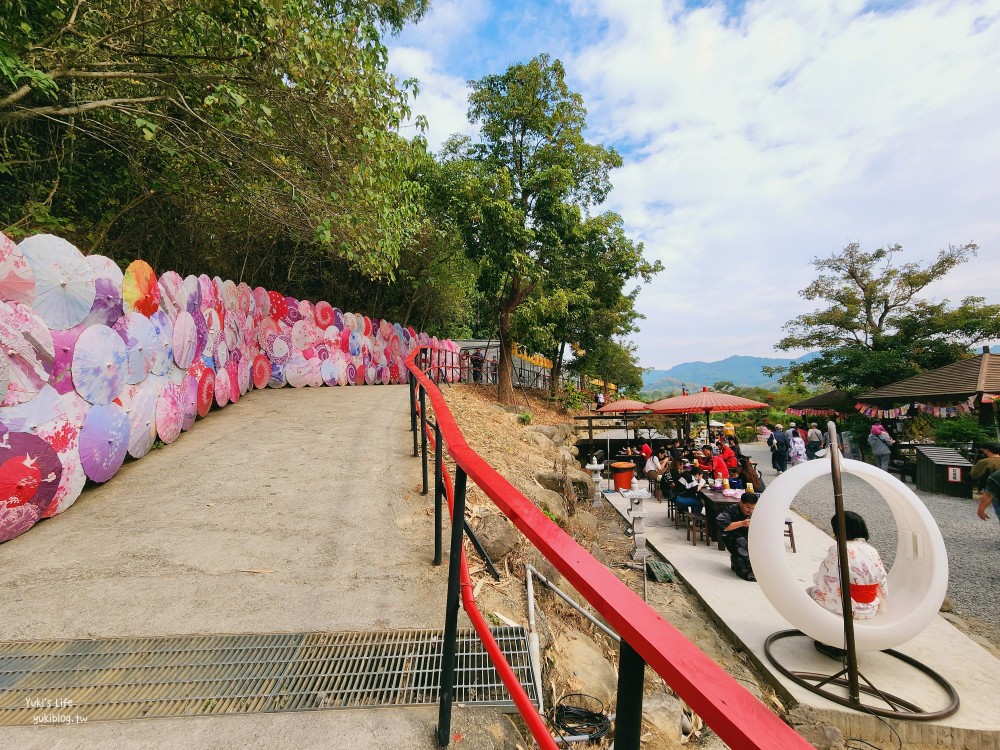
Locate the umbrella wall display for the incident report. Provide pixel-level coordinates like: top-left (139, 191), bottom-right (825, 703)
top-left (0, 300), bottom-right (55, 406)
top-left (0, 430), bottom-right (63, 543)
top-left (122, 260), bottom-right (160, 316)
top-left (79, 402), bottom-right (130, 483)
top-left (72, 324), bottom-right (128, 405)
top-left (18, 234), bottom-right (95, 330)
top-left (0, 231), bottom-right (35, 305)
top-left (649, 387), bottom-right (770, 437)
top-left (81, 255), bottom-right (124, 328)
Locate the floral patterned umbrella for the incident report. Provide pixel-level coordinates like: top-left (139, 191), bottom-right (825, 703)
top-left (17, 234), bottom-right (95, 330)
top-left (72, 324), bottom-right (128, 405)
top-left (237, 355), bottom-right (251, 395)
top-left (114, 312), bottom-right (157, 384)
top-left (321, 359), bottom-right (339, 386)
top-left (214, 366), bottom-right (231, 407)
top-left (268, 361), bottom-right (287, 388)
top-left (285, 354), bottom-right (309, 388)
top-left (196, 365), bottom-right (215, 417)
top-left (0, 384), bottom-right (66, 434)
top-left (0, 430), bottom-right (62, 543)
top-left (149, 310), bottom-right (174, 376)
top-left (157, 270), bottom-right (184, 320)
top-left (0, 232), bottom-right (35, 305)
top-left (48, 324), bottom-right (84, 395)
top-left (120, 380), bottom-right (158, 459)
top-left (39, 390), bottom-right (89, 517)
top-left (251, 354), bottom-right (270, 389)
top-left (122, 259), bottom-right (160, 316)
top-left (81, 255), bottom-right (124, 328)
top-left (180, 374), bottom-right (198, 431)
top-left (0, 300), bottom-right (55, 406)
top-left (78, 402), bottom-right (130, 483)
top-left (172, 311), bottom-right (198, 369)
top-left (226, 361), bottom-right (240, 403)
top-left (155, 381), bottom-right (182, 444)
top-left (181, 275), bottom-right (201, 313)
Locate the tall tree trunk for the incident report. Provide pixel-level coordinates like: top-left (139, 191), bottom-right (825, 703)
top-left (549, 341), bottom-right (565, 397)
top-left (498, 308), bottom-right (515, 404)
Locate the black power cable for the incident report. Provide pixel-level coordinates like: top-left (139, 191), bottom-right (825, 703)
top-left (548, 693), bottom-right (611, 741)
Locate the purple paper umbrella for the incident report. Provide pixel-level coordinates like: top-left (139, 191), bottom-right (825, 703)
top-left (191, 307), bottom-right (208, 358)
top-left (155, 381), bottom-right (182, 444)
top-left (149, 310), bottom-right (174, 376)
top-left (114, 312), bottom-right (157, 384)
top-left (181, 275), bottom-right (201, 314)
top-left (72, 324), bottom-right (128, 405)
top-left (79, 402), bottom-right (130, 483)
top-left (81, 255), bottom-right (124, 328)
top-left (172, 311), bottom-right (198, 369)
top-left (321, 359), bottom-right (339, 387)
top-left (49, 324), bottom-right (85, 395)
top-left (0, 300), bottom-right (54, 406)
top-left (0, 429), bottom-right (63, 542)
top-left (268, 361), bottom-right (287, 388)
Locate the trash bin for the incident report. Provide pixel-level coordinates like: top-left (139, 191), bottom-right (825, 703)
top-left (915, 446), bottom-right (973, 497)
top-left (611, 461), bottom-right (635, 491)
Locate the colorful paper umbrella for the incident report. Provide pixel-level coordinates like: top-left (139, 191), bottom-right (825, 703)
top-left (251, 354), bottom-right (270, 389)
top-left (224, 308), bottom-right (242, 350)
top-left (214, 366), bottom-right (231, 407)
top-left (0, 300), bottom-right (54, 406)
top-left (157, 270), bottom-right (184, 319)
top-left (225, 361), bottom-right (240, 403)
top-left (155, 382), bottom-right (182, 444)
top-left (313, 300), bottom-right (335, 329)
top-left (119, 381), bottom-right (158, 459)
top-left (182, 275), bottom-right (201, 313)
top-left (282, 296), bottom-right (301, 326)
top-left (253, 286), bottom-right (269, 317)
top-left (285, 354), bottom-right (309, 388)
top-left (321, 359), bottom-right (338, 386)
top-left (0, 384), bottom-right (66, 434)
top-left (180, 374), bottom-right (198, 431)
top-left (191, 307), bottom-right (208, 357)
top-left (17, 234), bottom-right (95, 330)
top-left (72, 324), bottom-right (128, 404)
top-left (203, 307), bottom-right (221, 354)
top-left (114, 312), bottom-right (157, 384)
top-left (266, 331), bottom-right (291, 365)
top-left (297, 299), bottom-right (313, 321)
top-left (198, 274), bottom-right (216, 310)
top-left (268, 361), bottom-right (287, 388)
top-left (332, 308), bottom-right (344, 330)
top-left (267, 291), bottom-right (286, 321)
top-left (81, 255), bottom-right (124, 328)
top-left (123, 259), bottom-right (160, 316)
top-left (79, 402), bottom-right (130, 483)
top-left (38, 390), bottom-right (88, 517)
top-left (214, 336), bottom-right (229, 370)
top-left (237, 356), bottom-right (251, 395)
top-left (0, 430), bottom-right (62, 542)
top-left (305, 358), bottom-right (323, 387)
top-left (149, 310), bottom-right (174, 376)
top-left (256, 316), bottom-right (280, 350)
top-left (0, 232), bottom-right (35, 305)
top-left (172, 310), bottom-right (198, 369)
top-left (196, 367), bottom-right (215, 417)
top-left (237, 283), bottom-right (252, 315)
top-left (49, 324), bottom-right (84, 395)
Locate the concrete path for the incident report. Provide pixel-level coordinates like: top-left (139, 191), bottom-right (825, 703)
top-left (0, 386), bottom-right (498, 749)
top-left (605, 480), bottom-right (1000, 749)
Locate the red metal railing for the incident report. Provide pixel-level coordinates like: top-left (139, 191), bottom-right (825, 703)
top-left (408, 345), bottom-right (814, 749)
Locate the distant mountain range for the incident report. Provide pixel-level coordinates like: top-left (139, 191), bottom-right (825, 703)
top-left (642, 353), bottom-right (819, 393)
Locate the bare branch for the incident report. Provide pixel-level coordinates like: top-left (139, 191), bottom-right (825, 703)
top-left (0, 96), bottom-right (167, 123)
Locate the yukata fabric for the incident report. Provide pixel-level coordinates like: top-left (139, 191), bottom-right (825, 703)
top-left (806, 540), bottom-right (888, 620)
top-left (790, 435), bottom-right (808, 465)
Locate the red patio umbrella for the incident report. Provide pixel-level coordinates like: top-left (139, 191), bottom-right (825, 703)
top-left (649, 387), bottom-right (769, 440)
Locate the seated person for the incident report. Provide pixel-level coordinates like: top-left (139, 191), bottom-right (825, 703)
top-left (699, 445), bottom-right (729, 481)
top-left (735, 456), bottom-right (765, 492)
top-left (675, 465), bottom-right (707, 515)
top-left (644, 448), bottom-right (669, 500)
top-left (718, 440), bottom-right (738, 470)
top-left (640, 442), bottom-right (652, 461)
top-left (716, 492), bottom-right (758, 581)
top-left (806, 511), bottom-right (888, 659)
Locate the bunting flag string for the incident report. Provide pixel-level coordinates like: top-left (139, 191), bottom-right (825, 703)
top-left (855, 396), bottom-right (978, 419)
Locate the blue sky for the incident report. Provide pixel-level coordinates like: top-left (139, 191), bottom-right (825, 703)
top-left (388, 0), bottom-right (1000, 370)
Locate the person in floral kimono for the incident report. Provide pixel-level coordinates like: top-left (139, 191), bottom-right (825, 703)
top-left (806, 511), bottom-right (887, 659)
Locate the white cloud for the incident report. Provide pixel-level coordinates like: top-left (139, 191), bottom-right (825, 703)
top-left (391, 0), bottom-right (1000, 370)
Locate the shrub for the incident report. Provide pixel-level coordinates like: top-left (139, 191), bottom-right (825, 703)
top-left (518, 412), bottom-right (533, 425)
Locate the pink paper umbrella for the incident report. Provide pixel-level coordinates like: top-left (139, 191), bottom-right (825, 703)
top-left (0, 300), bottom-right (54, 406)
top-left (72, 324), bottom-right (128, 405)
top-left (172, 310), bottom-right (197, 369)
top-left (149, 310), bottom-right (174, 376)
top-left (157, 271), bottom-right (184, 320)
top-left (79, 255), bottom-right (124, 328)
top-left (225, 361), bottom-right (240, 403)
top-left (155, 381), bottom-right (182, 444)
top-left (253, 287), bottom-right (270, 317)
top-left (237, 355), bottom-right (251, 395)
top-left (114, 312), bottom-right (157, 384)
top-left (0, 430), bottom-right (62, 543)
top-left (285, 354), bottom-right (309, 388)
top-left (313, 300), bottom-right (335, 329)
top-left (18, 234), bottom-right (95, 330)
top-left (120, 380), bottom-right (158, 459)
top-left (251, 354), bottom-right (270, 389)
top-left (214, 366), bottom-right (231, 407)
top-left (0, 384), bottom-right (66, 434)
top-left (304, 358), bottom-right (323, 387)
top-left (196, 366), bottom-right (215, 417)
top-left (79, 402), bottom-right (130, 483)
top-left (180, 374), bottom-right (198, 431)
top-left (39, 390), bottom-right (89, 517)
top-left (0, 231), bottom-right (35, 305)
top-left (49, 324), bottom-right (85, 394)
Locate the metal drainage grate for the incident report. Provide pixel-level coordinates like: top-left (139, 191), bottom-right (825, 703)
top-left (0, 627), bottom-right (536, 726)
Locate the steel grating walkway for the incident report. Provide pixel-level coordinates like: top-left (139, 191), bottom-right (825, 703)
top-left (0, 628), bottom-right (537, 726)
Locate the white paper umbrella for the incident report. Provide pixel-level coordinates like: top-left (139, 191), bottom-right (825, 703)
top-left (172, 311), bottom-right (198, 369)
top-left (0, 232), bottom-right (35, 305)
top-left (0, 384), bottom-right (66, 433)
top-left (0, 300), bottom-right (55, 406)
top-left (119, 380), bottom-right (158, 459)
top-left (149, 310), bottom-right (174, 376)
top-left (114, 312), bottom-right (157, 384)
top-left (72, 324), bottom-right (128, 405)
top-left (17, 234), bottom-right (95, 330)
top-left (81, 255), bottom-right (124, 328)
top-left (157, 270), bottom-right (184, 320)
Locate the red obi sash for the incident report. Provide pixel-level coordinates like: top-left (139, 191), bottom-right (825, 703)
top-left (850, 583), bottom-right (880, 604)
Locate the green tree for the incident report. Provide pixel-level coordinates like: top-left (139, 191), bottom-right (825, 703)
top-left (444, 54), bottom-right (627, 403)
top-left (770, 243), bottom-right (1000, 390)
top-left (569, 338), bottom-right (644, 395)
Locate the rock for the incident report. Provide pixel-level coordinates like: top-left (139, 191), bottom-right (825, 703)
top-left (551, 434), bottom-right (566, 447)
top-left (642, 691), bottom-right (682, 738)
top-left (533, 487), bottom-right (569, 524)
top-left (551, 627), bottom-right (618, 705)
top-left (589, 543), bottom-right (609, 567)
top-left (525, 432), bottom-right (555, 452)
top-left (525, 548), bottom-right (561, 587)
top-left (526, 424), bottom-right (557, 439)
top-left (536, 469), bottom-right (592, 499)
top-left (568, 445), bottom-right (580, 458)
top-left (571, 510), bottom-right (600, 543)
top-left (788, 707), bottom-right (845, 750)
top-left (475, 513), bottom-right (521, 562)
top-left (940, 596), bottom-right (954, 613)
top-left (556, 447), bottom-right (577, 467)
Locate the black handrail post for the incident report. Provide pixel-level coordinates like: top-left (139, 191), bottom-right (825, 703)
top-left (410, 371), bottom-right (418, 457)
top-left (420, 384), bottom-right (429, 496)
top-left (615, 640), bottom-right (645, 750)
top-left (437, 466), bottom-right (467, 747)
top-left (434, 421), bottom-right (443, 566)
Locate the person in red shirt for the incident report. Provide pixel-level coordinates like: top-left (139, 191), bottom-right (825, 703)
top-left (640, 442), bottom-right (652, 461)
top-left (718, 440), bottom-right (738, 470)
top-left (699, 446), bottom-right (728, 480)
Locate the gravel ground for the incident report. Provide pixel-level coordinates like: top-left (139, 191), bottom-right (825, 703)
top-left (743, 442), bottom-right (1000, 651)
